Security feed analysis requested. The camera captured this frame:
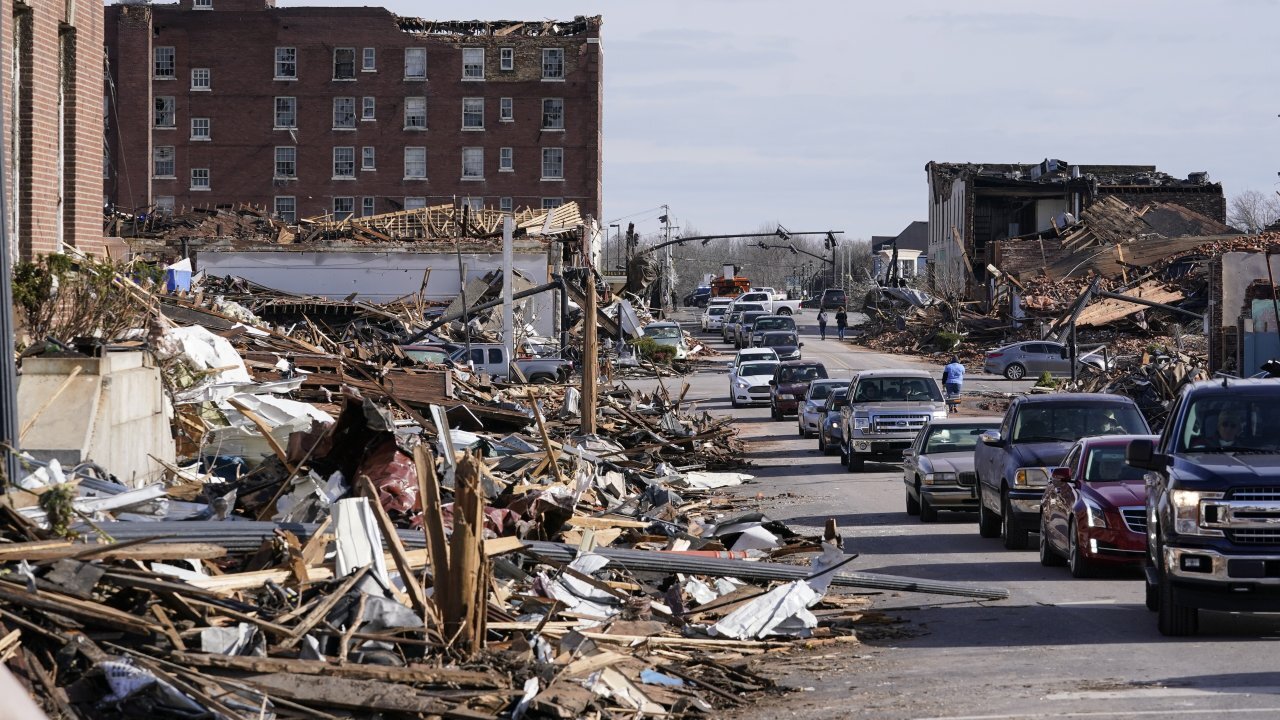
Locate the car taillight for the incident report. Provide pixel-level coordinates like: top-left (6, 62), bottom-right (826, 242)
top-left (987, 352), bottom-right (1002, 359)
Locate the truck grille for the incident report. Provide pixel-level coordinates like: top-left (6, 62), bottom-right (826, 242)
top-left (957, 472), bottom-right (977, 487)
top-left (871, 414), bottom-right (930, 434)
top-left (1229, 488), bottom-right (1280, 502)
top-left (1120, 507), bottom-right (1147, 534)
top-left (1227, 529), bottom-right (1280, 545)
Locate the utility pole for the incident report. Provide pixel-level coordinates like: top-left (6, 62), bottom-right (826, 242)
top-left (580, 225), bottom-right (598, 435)
top-left (502, 215), bottom-right (514, 370)
top-left (0, 59), bottom-right (17, 486)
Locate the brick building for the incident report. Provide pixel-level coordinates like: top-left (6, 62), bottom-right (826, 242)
top-left (1, 0), bottom-right (105, 260)
top-left (104, 0), bottom-right (602, 223)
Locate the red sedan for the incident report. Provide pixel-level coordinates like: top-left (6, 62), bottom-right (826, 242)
top-left (1039, 434), bottom-right (1158, 578)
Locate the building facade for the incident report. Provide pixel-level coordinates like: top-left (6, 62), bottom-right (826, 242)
top-left (2, 0), bottom-right (105, 260)
top-left (104, 0), bottom-right (602, 223)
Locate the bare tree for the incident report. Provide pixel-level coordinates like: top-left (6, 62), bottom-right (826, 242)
top-left (1227, 189), bottom-right (1280, 234)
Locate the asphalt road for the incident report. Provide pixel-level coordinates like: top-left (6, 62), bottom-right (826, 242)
top-left (651, 308), bottom-right (1280, 720)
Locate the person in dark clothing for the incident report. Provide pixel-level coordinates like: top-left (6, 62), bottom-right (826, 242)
top-left (835, 308), bottom-right (848, 341)
top-left (816, 310), bottom-right (828, 340)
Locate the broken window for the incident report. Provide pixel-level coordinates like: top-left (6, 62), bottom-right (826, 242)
top-left (274, 196), bottom-right (296, 223)
top-left (191, 68), bottom-right (210, 91)
top-left (499, 147), bottom-right (513, 172)
top-left (404, 97), bottom-right (426, 129)
top-left (541, 147), bottom-right (563, 179)
top-left (153, 146), bottom-right (175, 177)
top-left (462, 147), bottom-right (483, 179)
top-left (361, 146), bottom-right (375, 171)
top-left (154, 47), bottom-right (175, 79)
top-left (274, 97), bottom-right (296, 128)
top-left (404, 48), bottom-right (426, 79)
top-left (274, 146), bottom-right (296, 178)
top-left (154, 96), bottom-right (176, 128)
top-left (499, 97), bottom-right (513, 122)
top-left (362, 48), bottom-right (376, 72)
top-left (190, 168), bottom-right (210, 190)
top-left (155, 196), bottom-right (175, 215)
top-left (542, 48), bottom-right (564, 79)
top-left (462, 48), bottom-right (484, 79)
top-left (333, 147), bottom-right (355, 178)
top-left (462, 97), bottom-right (483, 129)
top-left (190, 117), bottom-right (210, 140)
top-left (404, 147), bottom-right (426, 179)
top-left (275, 47), bottom-right (296, 79)
top-left (333, 48), bottom-right (355, 80)
top-left (462, 196), bottom-right (483, 211)
top-left (333, 197), bottom-right (354, 219)
top-left (542, 98), bottom-right (564, 130)
top-left (500, 47), bottom-right (514, 71)
top-left (362, 96), bottom-right (375, 121)
top-left (333, 97), bottom-right (356, 128)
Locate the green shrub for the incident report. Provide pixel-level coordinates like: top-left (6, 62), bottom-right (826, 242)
top-left (633, 337), bottom-right (676, 365)
top-left (1035, 371), bottom-right (1057, 388)
top-left (935, 331), bottom-right (962, 350)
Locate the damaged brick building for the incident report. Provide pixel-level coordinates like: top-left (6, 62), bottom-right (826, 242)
top-left (104, 0), bottom-right (602, 223)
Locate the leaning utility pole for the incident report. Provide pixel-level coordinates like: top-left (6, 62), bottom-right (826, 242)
top-left (580, 226), bottom-right (598, 435)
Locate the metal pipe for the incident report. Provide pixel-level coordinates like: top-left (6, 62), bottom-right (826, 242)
top-left (405, 278), bottom-right (566, 344)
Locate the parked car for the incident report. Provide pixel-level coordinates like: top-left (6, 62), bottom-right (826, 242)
top-left (975, 393), bottom-right (1150, 550)
top-left (701, 304), bottom-right (729, 332)
top-left (750, 315), bottom-right (798, 347)
top-left (798, 379), bottom-right (845, 437)
top-left (903, 417), bottom-right (1001, 522)
top-left (1127, 378), bottom-right (1280, 635)
top-left (1040, 434), bottom-right (1157, 577)
top-left (728, 360), bottom-right (779, 408)
top-left (983, 341), bottom-right (1111, 380)
top-left (817, 387), bottom-right (850, 455)
top-left (758, 330), bottom-right (802, 362)
top-left (840, 369), bottom-right (948, 472)
top-left (733, 347), bottom-right (778, 370)
top-left (722, 304), bottom-right (764, 344)
top-left (734, 311), bottom-right (770, 349)
top-left (819, 288), bottom-right (848, 309)
top-left (769, 361), bottom-right (828, 420)
top-left (450, 344), bottom-right (574, 383)
top-left (683, 286), bottom-right (712, 307)
top-left (730, 291), bottom-right (802, 316)
top-left (643, 321), bottom-right (689, 360)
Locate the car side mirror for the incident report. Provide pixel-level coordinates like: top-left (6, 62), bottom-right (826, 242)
top-left (1051, 466), bottom-right (1073, 483)
top-left (798, 342), bottom-right (805, 348)
top-left (1126, 438), bottom-right (1166, 470)
top-left (979, 429), bottom-right (1004, 447)
top-left (902, 449), bottom-right (913, 459)
top-left (768, 380), bottom-right (777, 386)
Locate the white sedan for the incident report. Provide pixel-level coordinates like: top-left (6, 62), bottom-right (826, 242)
top-left (733, 347), bottom-right (778, 370)
top-left (729, 360), bottom-right (779, 409)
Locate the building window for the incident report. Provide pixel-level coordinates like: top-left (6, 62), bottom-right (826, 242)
top-left (191, 168), bottom-right (210, 190)
top-left (462, 147), bottom-right (483, 179)
top-left (541, 147), bottom-right (564, 179)
top-left (154, 96), bottom-right (176, 128)
top-left (404, 48), bottom-right (426, 79)
top-left (541, 197), bottom-right (563, 210)
top-left (461, 196), bottom-right (483, 211)
top-left (333, 147), bottom-right (355, 178)
top-left (542, 98), bottom-right (564, 130)
top-left (462, 98), bottom-right (483, 129)
top-left (462, 48), bottom-right (484, 79)
top-left (404, 147), bottom-right (426, 179)
top-left (193, 0), bottom-right (213, 8)
top-left (333, 97), bottom-right (356, 129)
top-left (334, 197), bottom-right (354, 219)
top-left (362, 96), bottom-right (375, 121)
top-left (542, 48), bottom-right (564, 79)
top-left (499, 147), bottom-right (513, 172)
top-left (191, 117), bottom-right (210, 140)
top-left (274, 97), bottom-right (297, 128)
top-left (154, 47), bottom-right (175, 79)
top-left (275, 47), bottom-right (297, 79)
top-left (274, 146), bottom-right (296, 178)
top-left (499, 196), bottom-right (513, 212)
top-left (404, 197), bottom-right (427, 210)
top-left (404, 97), bottom-right (426, 129)
top-left (191, 68), bottom-right (211, 91)
top-left (274, 196), bottom-right (296, 223)
top-left (362, 196), bottom-right (376, 216)
top-left (500, 47), bottom-right (514, 71)
top-left (153, 146), bottom-right (175, 178)
top-left (361, 146), bottom-right (375, 171)
top-left (156, 196), bottom-right (175, 215)
top-left (362, 48), bottom-right (376, 72)
top-left (499, 97), bottom-right (513, 122)
top-left (333, 48), bottom-right (355, 80)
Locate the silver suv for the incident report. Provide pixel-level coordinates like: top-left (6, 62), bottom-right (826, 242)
top-left (839, 369), bottom-right (948, 472)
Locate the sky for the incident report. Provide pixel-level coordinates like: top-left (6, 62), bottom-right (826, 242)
top-left (279, 0), bottom-right (1280, 243)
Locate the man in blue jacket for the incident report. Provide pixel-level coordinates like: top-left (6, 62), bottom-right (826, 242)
top-left (942, 356), bottom-right (965, 413)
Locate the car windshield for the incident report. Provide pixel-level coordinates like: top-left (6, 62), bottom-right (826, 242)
top-left (851, 377), bottom-right (941, 402)
top-left (924, 424), bottom-right (995, 454)
top-left (808, 381), bottom-right (842, 400)
top-left (646, 325), bottom-right (681, 340)
top-left (826, 389), bottom-right (848, 410)
top-left (755, 318), bottom-right (794, 332)
top-left (708, 307), bottom-right (727, 316)
top-left (1085, 445), bottom-right (1151, 481)
top-left (1179, 394), bottom-right (1280, 453)
top-left (739, 362), bottom-right (778, 377)
top-left (1012, 403), bottom-right (1148, 443)
top-left (404, 348), bottom-right (448, 364)
top-left (780, 365), bottom-right (826, 383)
top-left (763, 333), bottom-right (798, 347)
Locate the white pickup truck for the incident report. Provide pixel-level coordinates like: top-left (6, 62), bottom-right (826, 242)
top-left (729, 291), bottom-right (802, 316)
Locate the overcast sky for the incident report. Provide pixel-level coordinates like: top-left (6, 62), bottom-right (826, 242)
top-left (280, 0), bottom-right (1279, 242)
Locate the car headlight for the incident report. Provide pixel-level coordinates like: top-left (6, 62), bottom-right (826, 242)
top-left (734, 379), bottom-right (750, 389)
top-left (1171, 489), bottom-right (1226, 537)
top-left (932, 409), bottom-right (948, 419)
top-left (828, 418), bottom-right (839, 426)
top-left (853, 417), bottom-right (870, 430)
top-left (1013, 466), bottom-right (1051, 488)
top-left (1082, 498), bottom-right (1109, 528)
top-left (777, 393), bottom-right (795, 400)
top-left (923, 472), bottom-right (957, 485)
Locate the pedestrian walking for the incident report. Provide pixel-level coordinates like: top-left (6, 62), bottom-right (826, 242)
top-left (816, 310), bottom-right (828, 340)
top-left (835, 308), bottom-right (848, 341)
top-left (942, 355), bottom-right (965, 413)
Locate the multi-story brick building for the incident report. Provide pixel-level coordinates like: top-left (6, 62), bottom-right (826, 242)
top-left (1, 0), bottom-right (105, 260)
top-left (104, 0), bottom-right (602, 223)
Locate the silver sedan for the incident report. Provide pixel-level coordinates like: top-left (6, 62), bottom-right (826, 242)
top-left (902, 417), bottom-right (1000, 522)
top-left (797, 379), bottom-right (847, 438)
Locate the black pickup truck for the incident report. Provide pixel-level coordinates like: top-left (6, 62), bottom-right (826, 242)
top-left (1127, 378), bottom-right (1280, 636)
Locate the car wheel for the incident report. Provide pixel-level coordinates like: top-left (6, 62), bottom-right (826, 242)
top-left (818, 434), bottom-right (826, 453)
top-left (1068, 524), bottom-right (1094, 578)
top-left (797, 421), bottom-right (806, 437)
top-left (920, 491), bottom-right (938, 523)
top-left (1157, 566), bottom-right (1198, 636)
top-left (731, 396), bottom-right (741, 409)
top-left (1001, 491), bottom-right (1029, 550)
top-left (778, 307), bottom-right (792, 316)
top-left (1144, 571), bottom-right (1159, 612)
top-left (977, 487), bottom-right (1001, 538)
top-left (905, 484), bottom-right (920, 516)
top-left (848, 454), bottom-right (864, 472)
top-left (1004, 363), bottom-right (1026, 381)
top-left (1039, 515), bottom-right (1066, 566)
